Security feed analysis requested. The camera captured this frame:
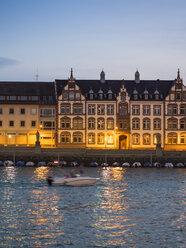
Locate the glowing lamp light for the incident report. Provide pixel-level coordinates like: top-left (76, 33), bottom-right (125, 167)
top-left (8, 135), bottom-right (12, 139)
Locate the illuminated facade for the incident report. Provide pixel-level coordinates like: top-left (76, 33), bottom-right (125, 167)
top-left (0, 82), bottom-right (56, 147)
top-left (0, 69), bottom-right (185, 150)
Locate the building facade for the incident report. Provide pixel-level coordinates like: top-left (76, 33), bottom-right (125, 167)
top-left (0, 69), bottom-right (185, 150)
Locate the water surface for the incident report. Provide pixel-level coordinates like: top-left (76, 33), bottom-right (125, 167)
top-left (0, 167), bottom-right (185, 247)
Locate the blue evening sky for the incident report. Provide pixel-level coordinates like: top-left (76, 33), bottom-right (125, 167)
top-left (0, 0), bottom-right (186, 83)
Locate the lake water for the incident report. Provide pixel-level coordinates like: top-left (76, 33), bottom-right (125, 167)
top-left (0, 166), bottom-right (185, 248)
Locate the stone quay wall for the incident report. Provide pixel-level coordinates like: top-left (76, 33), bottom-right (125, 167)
top-left (0, 146), bottom-right (186, 165)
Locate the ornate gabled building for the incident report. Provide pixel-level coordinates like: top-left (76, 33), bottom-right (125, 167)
top-left (0, 69), bottom-right (185, 150)
top-left (55, 69), bottom-right (186, 151)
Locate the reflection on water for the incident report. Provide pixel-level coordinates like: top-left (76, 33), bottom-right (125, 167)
top-left (0, 167), bottom-right (185, 247)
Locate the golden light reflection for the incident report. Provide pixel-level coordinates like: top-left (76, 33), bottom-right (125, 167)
top-left (95, 167), bottom-right (136, 246)
top-left (34, 166), bottom-right (50, 180)
top-left (4, 166), bottom-right (17, 181)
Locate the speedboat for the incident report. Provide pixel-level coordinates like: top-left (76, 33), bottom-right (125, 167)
top-left (47, 175), bottom-right (100, 186)
top-left (164, 162), bottom-right (174, 168)
top-left (122, 162), bottom-right (130, 167)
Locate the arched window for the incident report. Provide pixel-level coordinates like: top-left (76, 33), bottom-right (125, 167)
top-left (69, 92), bottom-right (75, 100)
top-left (88, 133), bottom-right (95, 144)
top-left (167, 133), bottom-right (177, 144)
top-left (153, 118), bottom-right (161, 130)
top-left (143, 118), bottom-right (150, 130)
top-left (97, 118), bottom-right (105, 130)
top-left (143, 133), bottom-right (150, 145)
top-left (88, 118), bottom-right (95, 129)
top-left (73, 117), bottom-right (83, 129)
top-left (180, 118), bottom-right (186, 130)
top-left (97, 133), bottom-right (104, 144)
top-left (73, 132), bottom-right (83, 143)
top-left (62, 92), bottom-right (68, 100)
top-left (61, 118), bottom-right (70, 129)
top-left (107, 118), bottom-right (114, 130)
top-left (132, 133), bottom-right (140, 145)
top-left (132, 118), bottom-right (140, 130)
top-left (61, 132), bottom-right (70, 143)
top-left (107, 134), bottom-right (114, 144)
top-left (167, 118), bottom-right (178, 130)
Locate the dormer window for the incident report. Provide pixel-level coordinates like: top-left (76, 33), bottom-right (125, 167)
top-left (107, 89), bottom-right (113, 100)
top-left (154, 89), bottom-right (159, 100)
top-left (98, 89), bottom-right (103, 100)
top-left (90, 93), bottom-right (94, 100)
top-left (133, 88), bottom-right (138, 100)
top-left (144, 89), bottom-right (149, 100)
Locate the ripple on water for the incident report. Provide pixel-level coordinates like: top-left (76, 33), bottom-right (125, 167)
top-left (0, 167), bottom-right (185, 247)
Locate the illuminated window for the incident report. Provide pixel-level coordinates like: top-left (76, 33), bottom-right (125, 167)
top-left (107, 134), bottom-right (114, 144)
top-left (143, 134), bottom-right (150, 145)
top-left (167, 133), bottom-right (177, 144)
top-left (97, 105), bottom-right (105, 115)
top-left (97, 133), bottom-right (104, 144)
top-left (132, 118), bottom-right (140, 130)
top-left (153, 119), bottom-right (161, 130)
top-left (107, 118), bottom-right (114, 129)
top-left (88, 118), bottom-right (95, 129)
top-left (73, 132), bottom-right (83, 143)
top-left (61, 133), bottom-right (70, 143)
top-left (73, 118), bottom-right (83, 129)
top-left (40, 121), bottom-right (55, 130)
top-left (143, 118), bottom-right (150, 130)
top-left (132, 134), bottom-right (140, 145)
top-left (88, 133), bottom-right (95, 144)
top-left (61, 118), bottom-right (70, 129)
top-left (180, 134), bottom-right (186, 144)
top-left (97, 118), bottom-right (105, 129)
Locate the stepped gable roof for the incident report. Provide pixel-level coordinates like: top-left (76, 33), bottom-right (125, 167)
top-left (55, 79), bottom-right (174, 100)
top-left (0, 81), bottom-right (56, 104)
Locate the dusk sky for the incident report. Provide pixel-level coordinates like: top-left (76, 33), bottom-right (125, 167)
top-left (1, 0), bottom-right (186, 82)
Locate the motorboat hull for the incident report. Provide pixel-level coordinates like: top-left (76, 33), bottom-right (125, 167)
top-left (47, 176), bottom-right (100, 186)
